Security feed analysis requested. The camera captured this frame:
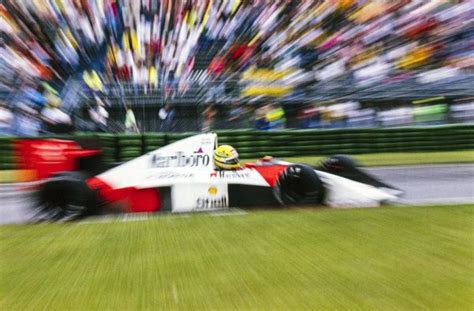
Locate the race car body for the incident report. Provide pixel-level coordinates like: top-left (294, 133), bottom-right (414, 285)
top-left (36, 133), bottom-right (401, 220)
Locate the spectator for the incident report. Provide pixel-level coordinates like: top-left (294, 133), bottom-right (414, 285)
top-left (266, 103), bottom-right (286, 130)
top-left (255, 105), bottom-right (270, 130)
top-left (133, 61), bottom-right (148, 94)
top-left (0, 101), bottom-right (13, 135)
top-left (159, 103), bottom-right (177, 132)
top-left (43, 85), bottom-right (61, 110)
top-left (83, 69), bottom-right (105, 94)
top-left (124, 105), bottom-right (139, 133)
top-left (21, 83), bottom-right (47, 109)
top-left (227, 102), bottom-right (243, 128)
top-left (297, 104), bottom-right (321, 129)
top-left (40, 100), bottom-right (73, 134)
top-left (241, 105), bottom-right (255, 129)
top-left (89, 96), bottom-right (109, 132)
top-left (202, 104), bottom-right (217, 132)
top-left (14, 103), bottom-right (41, 136)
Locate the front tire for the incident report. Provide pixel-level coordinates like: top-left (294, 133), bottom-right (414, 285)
top-left (35, 171), bottom-right (98, 221)
top-left (274, 164), bottom-right (325, 206)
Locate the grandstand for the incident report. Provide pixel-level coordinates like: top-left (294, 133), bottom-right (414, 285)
top-left (0, 0), bottom-right (473, 134)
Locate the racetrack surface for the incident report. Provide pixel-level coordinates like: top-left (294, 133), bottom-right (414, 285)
top-left (367, 164), bottom-right (474, 205)
top-left (1, 164), bottom-right (473, 224)
top-left (0, 183), bottom-right (37, 225)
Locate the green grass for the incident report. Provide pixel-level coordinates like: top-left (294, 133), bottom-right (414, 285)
top-left (246, 150), bottom-right (474, 167)
top-left (1, 205), bottom-right (473, 310)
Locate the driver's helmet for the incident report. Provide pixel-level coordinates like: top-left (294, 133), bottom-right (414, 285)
top-left (214, 145), bottom-right (241, 170)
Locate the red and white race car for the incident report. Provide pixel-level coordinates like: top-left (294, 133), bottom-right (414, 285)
top-left (35, 133), bottom-right (401, 221)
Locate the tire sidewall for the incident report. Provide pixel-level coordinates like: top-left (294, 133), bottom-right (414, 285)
top-left (274, 164), bottom-right (325, 206)
top-left (37, 171), bottom-right (98, 220)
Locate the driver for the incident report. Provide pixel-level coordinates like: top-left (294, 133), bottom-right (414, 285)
top-left (213, 145), bottom-right (242, 170)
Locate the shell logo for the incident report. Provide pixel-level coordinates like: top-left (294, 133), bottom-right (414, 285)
top-left (208, 186), bottom-right (218, 196)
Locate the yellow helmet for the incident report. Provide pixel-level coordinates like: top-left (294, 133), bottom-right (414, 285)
top-left (214, 145), bottom-right (241, 170)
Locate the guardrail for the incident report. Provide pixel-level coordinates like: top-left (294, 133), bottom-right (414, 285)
top-left (0, 125), bottom-right (473, 169)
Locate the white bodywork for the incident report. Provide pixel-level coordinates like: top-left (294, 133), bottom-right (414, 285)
top-left (318, 171), bottom-right (397, 208)
top-left (276, 160), bottom-right (398, 208)
top-left (97, 133), bottom-right (398, 212)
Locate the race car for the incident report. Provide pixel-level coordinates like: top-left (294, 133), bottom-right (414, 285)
top-left (35, 133), bottom-right (402, 221)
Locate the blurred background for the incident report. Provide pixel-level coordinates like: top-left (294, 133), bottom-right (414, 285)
top-left (0, 0), bottom-right (473, 134)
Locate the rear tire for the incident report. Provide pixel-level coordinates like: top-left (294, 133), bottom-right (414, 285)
top-left (36, 171), bottom-right (98, 221)
top-left (319, 155), bottom-right (358, 172)
top-left (319, 155), bottom-right (400, 191)
top-left (274, 164), bottom-right (325, 205)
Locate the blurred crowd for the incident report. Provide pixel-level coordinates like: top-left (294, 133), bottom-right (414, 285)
top-left (2, 1), bottom-right (473, 93)
top-left (197, 0), bottom-right (474, 98)
top-left (198, 102), bottom-right (286, 132)
top-left (295, 99), bottom-right (474, 128)
top-left (0, 0), bottom-right (473, 135)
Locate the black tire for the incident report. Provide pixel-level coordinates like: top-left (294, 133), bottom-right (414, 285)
top-left (319, 155), bottom-right (400, 191)
top-left (319, 155), bottom-right (358, 173)
top-left (274, 164), bottom-right (325, 205)
top-left (35, 171), bottom-right (99, 221)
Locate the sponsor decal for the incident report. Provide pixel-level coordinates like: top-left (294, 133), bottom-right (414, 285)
top-left (195, 196), bottom-right (228, 210)
top-left (144, 171), bottom-right (194, 180)
top-left (151, 152), bottom-right (210, 168)
top-left (210, 170), bottom-right (251, 179)
top-left (201, 137), bottom-right (213, 146)
top-left (194, 147), bottom-right (204, 154)
top-left (195, 185), bottom-right (227, 210)
top-left (208, 186), bottom-right (218, 195)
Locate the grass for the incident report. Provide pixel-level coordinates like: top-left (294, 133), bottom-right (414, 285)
top-left (1, 204), bottom-right (473, 310)
top-left (246, 150), bottom-right (474, 167)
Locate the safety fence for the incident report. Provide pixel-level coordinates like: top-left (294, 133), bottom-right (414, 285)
top-left (0, 124), bottom-right (473, 170)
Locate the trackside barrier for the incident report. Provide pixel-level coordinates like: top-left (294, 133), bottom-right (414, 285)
top-left (0, 137), bottom-right (14, 170)
top-left (0, 125), bottom-right (472, 170)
